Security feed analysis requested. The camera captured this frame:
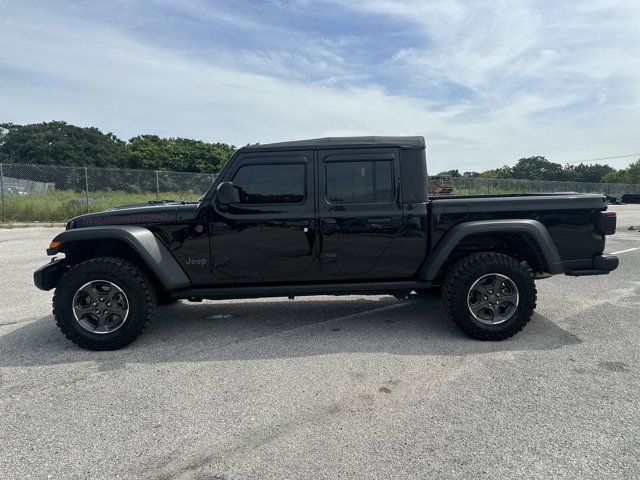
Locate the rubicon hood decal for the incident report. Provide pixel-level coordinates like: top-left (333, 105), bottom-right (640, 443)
top-left (70, 203), bottom-right (186, 227)
top-left (76, 211), bottom-right (172, 227)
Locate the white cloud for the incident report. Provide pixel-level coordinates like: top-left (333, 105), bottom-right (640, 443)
top-left (0, 1), bottom-right (639, 173)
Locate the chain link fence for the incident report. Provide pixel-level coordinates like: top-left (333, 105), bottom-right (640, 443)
top-left (0, 163), bottom-right (216, 223)
top-left (2, 162), bottom-right (640, 223)
top-left (451, 177), bottom-right (640, 197)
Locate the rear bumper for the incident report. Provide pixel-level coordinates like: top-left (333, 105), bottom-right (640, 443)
top-left (34, 258), bottom-right (68, 291)
top-left (564, 253), bottom-right (619, 277)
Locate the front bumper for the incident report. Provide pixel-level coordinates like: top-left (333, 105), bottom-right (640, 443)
top-left (34, 258), bottom-right (68, 291)
top-left (565, 253), bottom-right (619, 277)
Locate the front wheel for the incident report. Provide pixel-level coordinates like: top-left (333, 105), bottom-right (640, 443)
top-left (441, 252), bottom-right (537, 340)
top-left (53, 257), bottom-right (157, 350)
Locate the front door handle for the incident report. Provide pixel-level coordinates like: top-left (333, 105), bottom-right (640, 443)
top-left (366, 217), bottom-right (391, 225)
top-left (321, 253), bottom-right (338, 263)
top-left (285, 220), bottom-right (312, 228)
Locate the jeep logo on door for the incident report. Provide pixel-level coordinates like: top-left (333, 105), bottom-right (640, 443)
top-left (185, 257), bottom-right (207, 266)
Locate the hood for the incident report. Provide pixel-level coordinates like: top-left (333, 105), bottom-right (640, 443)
top-left (68, 200), bottom-right (200, 229)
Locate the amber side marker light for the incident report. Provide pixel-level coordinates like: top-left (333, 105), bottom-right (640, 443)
top-left (49, 241), bottom-right (60, 249)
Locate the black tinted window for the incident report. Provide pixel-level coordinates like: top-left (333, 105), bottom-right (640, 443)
top-left (233, 163), bottom-right (305, 204)
top-left (326, 160), bottom-right (394, 203)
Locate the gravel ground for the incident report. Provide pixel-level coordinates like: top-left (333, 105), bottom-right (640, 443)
top-left (1, 204), bottom-right (639, 479)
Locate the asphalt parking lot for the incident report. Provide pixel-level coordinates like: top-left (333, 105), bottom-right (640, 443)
top-left (1, 205), bottom-right (639, 480)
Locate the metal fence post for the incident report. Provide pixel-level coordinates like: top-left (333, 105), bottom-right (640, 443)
top-left (84, 166), bottom-right (90, 214)
top-left (0, 163), bottom-right (5, 223)
top-left (155, 170), bottom-right (160, 200)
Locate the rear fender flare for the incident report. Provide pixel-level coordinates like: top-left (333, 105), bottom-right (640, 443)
top-left (419, 219), bottom-right (564, 281)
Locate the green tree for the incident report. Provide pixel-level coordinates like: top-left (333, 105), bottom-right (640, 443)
top-left (601, 170), bottom-right (624, 183)
top-left (602, 159), bottom-right (640, 184)
top-left (564, 163), bottom-right (615, 183)
top-left (0, 121), bottom-right (236, 173)
top-left (480, 166), bottom-right (513, 178)
top-left (126, 135), bottom-right (235, 173)
top-left (437, 169), bottom-right (461, 177)
top-left (0, 121), bottom-right (128, 167)
top-left (510, 156), bottom-right (565, 181)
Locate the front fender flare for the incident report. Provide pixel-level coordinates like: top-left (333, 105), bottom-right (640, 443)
top-left (47, 226), bottom-right (191, 290)
top-left (419, 219), bottom-right (564, 281)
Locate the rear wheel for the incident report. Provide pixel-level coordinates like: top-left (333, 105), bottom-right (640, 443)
top-left (441, 252), bottom-right (536, 340)
top-left (53, 257), bottom-right (156, 350)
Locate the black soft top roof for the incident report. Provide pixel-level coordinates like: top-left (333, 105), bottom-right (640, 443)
top-left (241, 136), bottom-right (425, 152)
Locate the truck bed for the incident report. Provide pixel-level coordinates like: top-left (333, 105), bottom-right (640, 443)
top-left (430, 193), bottom-right (609, 268)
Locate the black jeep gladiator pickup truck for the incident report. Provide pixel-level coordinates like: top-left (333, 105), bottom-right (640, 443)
top-left (34, 136), bottom-right (619, 350)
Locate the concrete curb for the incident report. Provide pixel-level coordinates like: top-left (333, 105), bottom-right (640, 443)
top-left (0, 222), bottom-right (66, 229)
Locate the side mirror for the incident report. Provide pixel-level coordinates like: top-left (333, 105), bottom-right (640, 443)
top-left (216, 181), bottom-right (240, 205)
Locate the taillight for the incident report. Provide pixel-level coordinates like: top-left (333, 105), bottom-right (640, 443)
top-left (602, 211), bottom-right (616, 235)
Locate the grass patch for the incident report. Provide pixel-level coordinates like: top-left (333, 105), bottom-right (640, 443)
top-left (1, 189), bottom-right (199, 222)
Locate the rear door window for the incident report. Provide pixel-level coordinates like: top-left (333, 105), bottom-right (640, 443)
top-left (325, 160), bottom-right (394, 203)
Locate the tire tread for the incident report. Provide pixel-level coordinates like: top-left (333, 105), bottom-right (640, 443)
top-left (441, 252), bottom-right (537, 341)
top-left (53, 257), bottom-right (156, 350)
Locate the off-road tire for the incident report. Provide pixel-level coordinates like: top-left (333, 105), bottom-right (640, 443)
top-left (441, 252), bottom-right (537, 340)
top-left (53, 257), bottom-right (156, 350)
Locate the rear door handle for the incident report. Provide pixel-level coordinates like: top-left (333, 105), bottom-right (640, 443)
top-left (320, 218), bottom-right (338, 232)
top-left (365, 217), bottom-right (391, 225)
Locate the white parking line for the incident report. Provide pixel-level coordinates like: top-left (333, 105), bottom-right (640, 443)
top-left (610, 247), bottom-right (640, 255)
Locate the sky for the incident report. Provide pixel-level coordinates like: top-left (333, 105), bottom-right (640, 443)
top-left (1, 0), bottom-right (639, 173)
